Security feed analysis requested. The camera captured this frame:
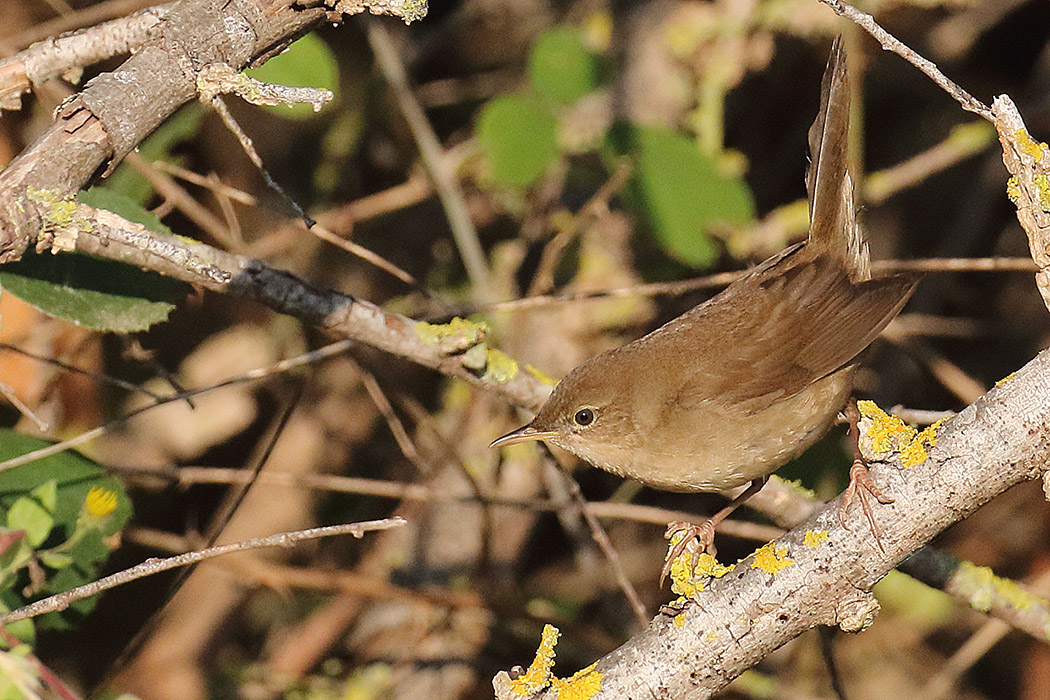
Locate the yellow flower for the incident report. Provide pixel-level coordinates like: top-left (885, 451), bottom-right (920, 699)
top-left (84, 487), bottom-right (117, 519)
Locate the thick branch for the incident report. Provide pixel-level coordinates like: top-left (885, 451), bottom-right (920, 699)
top-left (64, 202), bottom-right (551, 410)
top-left (0, 0), bottom-right (421, 262)
top-left (496, 349), bottom-right (1050, 699)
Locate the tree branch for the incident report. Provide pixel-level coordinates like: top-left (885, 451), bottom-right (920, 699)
top-left (495, 349), bottom-right (1050, 699)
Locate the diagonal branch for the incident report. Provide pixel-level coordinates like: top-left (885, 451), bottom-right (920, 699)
top-left (495, 349), bottom-right (1050, 699)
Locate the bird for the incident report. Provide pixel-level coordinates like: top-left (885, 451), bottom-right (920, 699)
top-left (491, 38), bottom-right (919, 582)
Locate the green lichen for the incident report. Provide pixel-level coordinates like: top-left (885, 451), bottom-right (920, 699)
top-left (1007, 177), bottom-right (1022, 205)
top-left (956, 561), bottom-right (1043, 616)
top-left (484, 347), bottom-right (519, 382)
top-left (26, 187), bottom-right (77, 229)
top-left (1015, 128), bottom-right (1047, 162)
top-left (461, 342), bottom-right (489, 371)
top-left (414, 317), bottom-right (488, 351)
top-left (399, 0), bottom-right (428, 24)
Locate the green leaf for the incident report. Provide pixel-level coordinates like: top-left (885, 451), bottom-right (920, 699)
top-left (0, 430), bottom-right (131, 628)
top-left (105, 105), bottom-right (203, 205)
top-left (6, 498), bottom-right (52, 548)
top-left (245, 34), bottom-right (339, 120)
top-left (528, 29), bottom-right (600, 104)
top-left (0, 234), bottom-right (188, 332)
top-left (29, 481), bottom-right (57, 515)
top-left (610, 125), bottom-right (755, 269)
top-left (477, 94), bottom-right (559, 188)
top-left (0, 599), bottom-right (33, 647)
top-left (38, 552), bottom-right (72, 570)
top-left (0, 431), bottom-right (131, 539)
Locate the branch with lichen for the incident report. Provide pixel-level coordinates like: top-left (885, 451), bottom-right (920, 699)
top-left (19, 199), bottom-right (550, 412)
top-left (495, 351), bottom-right (1050, 700)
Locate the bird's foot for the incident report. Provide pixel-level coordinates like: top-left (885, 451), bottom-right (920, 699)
top-left (660, 519), bottom-right (717, 588)
top-left (838, 458), bottom-right (894, 553)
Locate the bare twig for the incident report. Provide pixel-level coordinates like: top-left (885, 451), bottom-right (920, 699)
top-left (0, 340), bottom-right (355, 473)
top-left (550, 456), bottom-right (649, 629)
top-left (0, 381), bottom-right (49, 432)
top-left (310, 222), bottom-right (429, 292)
top-left (0, 4), bottom-right (167, 110)
top-left (366, 20), bottom-right (492, 299)
top-left (0, 518), bottom-right (407, 623)
top-left (818, 0), bottom-right (994, 121)
top-left (0, 342), bottom-right (161, 399)
top-left (4, 0), bottom-right (168, 52)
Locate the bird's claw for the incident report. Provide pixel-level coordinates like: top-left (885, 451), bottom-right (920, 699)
top-left (660, 519), bottom-right (717, 588)
top-left (838, 458), bottom-right (894, 554)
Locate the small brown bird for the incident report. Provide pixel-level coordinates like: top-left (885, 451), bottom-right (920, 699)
top-left (492, 40), bottom-right (918, 578)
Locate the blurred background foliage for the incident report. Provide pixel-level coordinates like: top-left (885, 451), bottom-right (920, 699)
top-left (0, 0), bottom-right (1049, 699)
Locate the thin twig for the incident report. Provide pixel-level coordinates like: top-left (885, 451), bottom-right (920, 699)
top-left (0, 518), bottom-right (407, 623)
top-left (366, 20), bottom-right (492, 299)
top-left (0, 340), bottom-right (354, 473)
top-left (310, 223), bottom-right (429, 292)
top-left (0, 380), bottom-right (49, 432)
top-left (550, 456), bottom-right (649, 629)
top-left (150, 161), bottom-right (257, 205)
top-left (109, 463), bottom-right (784, 541)
top-left (472, 257), bottom-right (1036, 315)
top-left (527, 160), bottom-right (634, 296)
top-left (5, 0), bottom-right (167, 52)
top-left (125, 151), bottom-right (238, 249)
top-left (819, 0), bottom-right (994, 121)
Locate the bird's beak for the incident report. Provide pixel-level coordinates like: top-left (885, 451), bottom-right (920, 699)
top-left (490, 424), bottom-right (559, 448)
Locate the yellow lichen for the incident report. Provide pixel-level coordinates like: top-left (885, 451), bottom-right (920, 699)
top-left (414, 317), bottom-right (488, 351)
top-left (1035, 173), bottom-right (1050, 211)
top-left (704, 630), bottom-right (719, 642)
top-left (666, 541), bottom-right (733, 602)
top-left (1007, 176), bottom-right (1022, 205)
top-left (1015, 128), bottom-right (1047, 161)
top-left (956, 561), bottom-right (1042, 615)
top-left (751, 543), bottom-right (794, 575)
top-left (526, 364), bottom-right (558, 386)
top-left (510, 624), bottom-right (560, 695)
top-left (673, 612), bottom-right (687, 628)
top-left (995, 372), bottom-right (1016, 387)
top-left (858, 400), bottom-right (916, 455)
top-left (484, 347), bottom-right (519, 382)
top-left (858, 401), bottom-right (945, 468)
top-left (551, 663), bottom-right (602, 700)
top-left (508, 626), bottom-right (602, 700)
top-left (899, 420), bottom-right (943, 468)
top-left (772, 475), bottom-right (816, 499)
top-left (803, 530), bottom-right (828, 548)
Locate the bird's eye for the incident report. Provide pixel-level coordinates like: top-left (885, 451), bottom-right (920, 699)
top-left (573, 408), bottom-right (595, 426)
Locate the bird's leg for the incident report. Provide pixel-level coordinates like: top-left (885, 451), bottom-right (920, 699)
top-left (660, 476), bottom-right (768, 587)
top-left (838, 400), bottom-right (894, 553)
